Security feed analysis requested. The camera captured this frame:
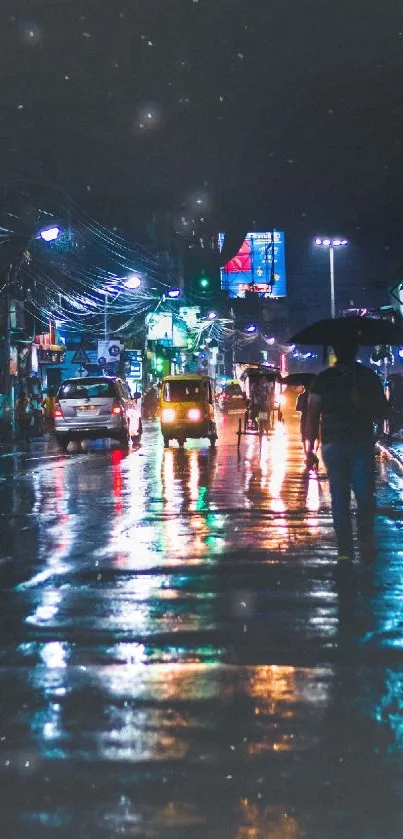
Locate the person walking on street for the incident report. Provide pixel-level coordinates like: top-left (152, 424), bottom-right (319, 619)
top-left (296, 385), bottom-right (319, 469)
top-left (43, 388), bottom-right (56, 433)
top-left (305, 338), bottom-right (389, 562)
top-left (31, 388), bottom-right (44, 436)
top-left (15, 389), bottom-right (32, 448)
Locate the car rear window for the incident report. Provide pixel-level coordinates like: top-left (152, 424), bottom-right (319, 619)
top-left (163, 380), bottom-right (208, 402)
top-left (58, 380), bottom-right (116, 399)
top-left (224, 384), bottom-right (243, 396)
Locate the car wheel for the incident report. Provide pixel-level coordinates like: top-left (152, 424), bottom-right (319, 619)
top-left (56, 435), bottom-right (69, 452)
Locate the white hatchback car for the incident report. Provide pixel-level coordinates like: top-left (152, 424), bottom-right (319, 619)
top-left (54, 376), bottom-right (140, 451)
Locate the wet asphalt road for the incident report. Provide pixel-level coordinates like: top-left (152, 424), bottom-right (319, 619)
top-left (1, 401), bottom-right (403, 838)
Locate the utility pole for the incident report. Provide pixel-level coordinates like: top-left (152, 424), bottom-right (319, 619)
top-left (329, 246), bottom-right (336, 320)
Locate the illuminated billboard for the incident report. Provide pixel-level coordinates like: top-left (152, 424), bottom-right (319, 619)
top-left (219, 231), bottom-right (287, 298)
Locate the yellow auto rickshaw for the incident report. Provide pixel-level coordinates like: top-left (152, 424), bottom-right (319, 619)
top-left (160, 374), bottom-right (218, 448)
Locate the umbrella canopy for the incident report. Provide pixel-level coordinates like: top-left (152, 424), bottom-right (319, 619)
top-left (281, 372), bottom-right (317, 387)
top-left (288, 316), bottom-right (403, 347)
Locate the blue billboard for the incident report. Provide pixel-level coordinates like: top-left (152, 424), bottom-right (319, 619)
top-left (219, 231), bottom-right (287, 299)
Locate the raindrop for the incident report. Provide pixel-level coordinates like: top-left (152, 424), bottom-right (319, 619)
top-left (19, 23), bottom-right (42, 45)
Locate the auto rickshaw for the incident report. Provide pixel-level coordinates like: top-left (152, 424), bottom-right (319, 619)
top-left (160, 374), bottom-right (218, 448)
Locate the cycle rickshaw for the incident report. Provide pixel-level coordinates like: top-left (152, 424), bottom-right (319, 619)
top-left (236, 365), bottom-right (283, 449)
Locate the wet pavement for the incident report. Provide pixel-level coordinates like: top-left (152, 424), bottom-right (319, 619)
top-left (1, 401), bottom-right (403, 838)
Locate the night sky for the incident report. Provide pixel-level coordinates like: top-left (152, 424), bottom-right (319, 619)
top-left (1, 0), bottom-right (403, 313)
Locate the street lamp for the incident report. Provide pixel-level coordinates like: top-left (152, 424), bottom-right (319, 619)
top-left (38, 226), bottom-right (60, 242)
top-left (104, 274), bottom-right (142, 339)
top-left (314, 237), bottom-right (348, 319)
top-left (124, 273), bottom-right (142, 290)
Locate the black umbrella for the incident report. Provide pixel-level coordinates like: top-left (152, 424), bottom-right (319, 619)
top-left (288, 315), bottom-right (403, 347)
top-left (281, 372), bottom-right (317, 387)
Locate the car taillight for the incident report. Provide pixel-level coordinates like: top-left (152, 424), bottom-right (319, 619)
top-left (54, 403), bottom-right (63, 418)
top-left (112, 401), bottom-right (122, 415)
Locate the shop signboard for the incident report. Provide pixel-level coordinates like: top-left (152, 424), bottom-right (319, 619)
top-left (9, 346), bottom-right (18, 376)
top-left (97, 339), bottom-right (122, 372)
top-left (125, 350), bottom-right (143, 381)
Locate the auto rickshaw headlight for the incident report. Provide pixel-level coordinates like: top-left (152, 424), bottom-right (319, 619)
top-left (162, 408), bottom-right (176, 423)
top-left (188, 408), bottom-right (201, 421)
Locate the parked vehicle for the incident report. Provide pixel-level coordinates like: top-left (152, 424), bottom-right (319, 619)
top-left (160, 374), bottom-right (218, 448)
top-left (54, 376), bottom-right (133, 451)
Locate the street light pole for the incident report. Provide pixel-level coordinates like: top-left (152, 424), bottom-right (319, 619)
top-left (103, 274), bottom-right (142, 343)
top-left (314, 237), bottom-right (348, 319)
top-left (329, 246), bottom-right (335, 320)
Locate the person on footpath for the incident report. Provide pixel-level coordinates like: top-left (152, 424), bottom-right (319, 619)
top-left (15, 388), bottom-right (32, 448)
top-left (305, 338), bottom-right (389, 562)
top-left (296, 385), bottom-right (319, 469)
top-left (43, 387), bottom-right (56, 433)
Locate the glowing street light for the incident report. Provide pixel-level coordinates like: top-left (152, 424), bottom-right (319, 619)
top-left (166, 287), bottom-right (181, 299)
top-left (38, 225), bottom-right (60, 242)
top-left (207, 310), bottom-right (218, 320)
top-left (314, 237), bottom-right (348, 319)
top-left (124, 273), bottom-right (142, 290)
top-left (245, 323), bottom-right (257, 333)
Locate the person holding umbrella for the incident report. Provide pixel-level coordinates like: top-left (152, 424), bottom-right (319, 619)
top-left (304, 336), bottom-right (389, 562)
top-left (296, 385), bottom-right (319, 468)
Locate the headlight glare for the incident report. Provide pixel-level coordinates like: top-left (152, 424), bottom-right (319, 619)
top-left (188, 408), bottom-right (201, 421)
top-left (162, 408), bottom-right (176, 423)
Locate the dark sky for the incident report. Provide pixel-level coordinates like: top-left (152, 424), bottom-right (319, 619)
top-left (1, 0), bottom-right (403, 280)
